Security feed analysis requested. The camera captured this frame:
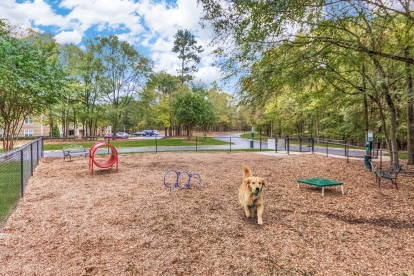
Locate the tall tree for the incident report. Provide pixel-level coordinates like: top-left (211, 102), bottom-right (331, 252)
top-left (92, 35), bottom-right (152, 138)
top-left (61, 43), bottom-right (105, 137)
top-left (200, 0), bottom-right (414, 166)
top-left (143, 72), bottom-right (182, 136)
top-left (0, 22), bottom-right (66, 151)
top-left (173, 90), bottom-right (215, 140)
top-left (172, 29), bottom-right (204, 84)
top-left (207, 85), bottom-right (235, 132)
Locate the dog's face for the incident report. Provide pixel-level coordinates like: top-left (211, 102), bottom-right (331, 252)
top-left (244, 177), bottom-right (265, 196)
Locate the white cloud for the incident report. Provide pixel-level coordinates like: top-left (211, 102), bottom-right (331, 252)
top-left (0, 0), bottom-right (68, 28)
top-left (150, 37), bottom-right (174, 53)
top-left (58, 0), bottom-right (144, 34)
top-left (0, 0), bottom-right (224, 86)
top-left (54, 29), bottom-right (83, 44)
top-left (137, 0), bottom-right (219, 85)
top-left (195, 66), bottom-right (222, 84)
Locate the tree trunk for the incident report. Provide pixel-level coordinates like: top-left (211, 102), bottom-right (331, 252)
top-left (363, 92), bottom-right (369, 140)
top-left (73, 109), bottom-right (77, 138)
top-left (374, 97), bottom-right (391, 152)
top-left (386, 94), bottom-right (399, 165)
top-left (48, 113), bottom-right (54, 138)
top-left (405, 48), bottom-right (414, 164)
top-left (187, 126), bottom-right (193, 140)
top-left (362, 65), bottom-right (369, 141)
top-left (372, 57), bottom-right (399, 166)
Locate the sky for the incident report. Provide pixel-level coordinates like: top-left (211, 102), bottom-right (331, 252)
top-left (0, 0), bottom-right (227, 89)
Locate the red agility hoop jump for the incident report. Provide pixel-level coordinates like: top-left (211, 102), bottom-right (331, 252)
top-left (89, 142), bottom-right (118, 175)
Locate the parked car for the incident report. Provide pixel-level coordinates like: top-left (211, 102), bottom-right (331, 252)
top-left (116, 132), bottom-right (129, 139)
top-left (144, 130), bottom-right (157, 136)
top-left (104, 132), bottom-right (129, 139)
top-left (132, 131), bottom-right (146, 136)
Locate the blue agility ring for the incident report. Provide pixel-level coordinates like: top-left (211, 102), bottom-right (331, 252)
top-left (178, 171), bottom-right (190, 189)
top-left (164, 169), bottom-right (179, 191)
top-left (163, 170), bottom-right (202, 191)
top-left (186, 173), bottom-right (202, 188)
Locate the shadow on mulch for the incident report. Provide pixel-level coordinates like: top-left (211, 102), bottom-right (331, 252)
top-left (313, 211), bottom-right (414, 229)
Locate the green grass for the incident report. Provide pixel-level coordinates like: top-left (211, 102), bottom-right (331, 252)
top-left (0, 162), bottom-right (21, 222)
top-left (43, 137), bottom-right (229, 151)
top-left (399, 152), bottom-right (408, 160)
top-left (383, 151), bottom-right (408, 161)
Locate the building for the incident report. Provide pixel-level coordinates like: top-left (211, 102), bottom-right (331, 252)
top-left (0, 116), bottom-right (50, 138)
top-left (1, 115), bottom-right (112, 138)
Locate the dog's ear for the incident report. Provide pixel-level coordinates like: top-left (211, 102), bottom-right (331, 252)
top-left (243, 165), bottom-right (252, 179)
top-left (261, 180), bottom-right (266, 186)
top-left (244, 179), bottom-right (250, 186)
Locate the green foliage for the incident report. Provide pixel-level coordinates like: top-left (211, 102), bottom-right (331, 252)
top-left (60, 42), bottom-right (105, 137)
top-left (133, 72), bottom-right (183, 133)
top-left (92, 35), bottom-right (153, 137)
top-left (0, 26), bottom-right (67, 151)
top-left (52, 125), bottom-right (60, 137)
top-left (172, 90), bottom-right (216, 139)
top-left (172, 29), bottom-right (204, 83)
top-left (207, 85), bottom-right (235, 131)
top-left (199, 1), bottom-right (414, 166)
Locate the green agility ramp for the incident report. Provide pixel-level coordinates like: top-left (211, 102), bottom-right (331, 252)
top-left (297, 178), bottom-right (344, 197)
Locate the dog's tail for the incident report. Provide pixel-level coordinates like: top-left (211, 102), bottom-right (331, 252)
top-left (243, 165), bottom-right (252, 179)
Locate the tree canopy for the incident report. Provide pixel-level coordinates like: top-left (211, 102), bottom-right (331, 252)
top-left (172, 29), bottom-right (204, 84)
top-left (0, 21), bottom-right (67, 151)
top-left (199, 0), bottom-right (414, 165)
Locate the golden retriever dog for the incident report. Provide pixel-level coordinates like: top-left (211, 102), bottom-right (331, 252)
top-left (239, 165), bottom-right (266, 225)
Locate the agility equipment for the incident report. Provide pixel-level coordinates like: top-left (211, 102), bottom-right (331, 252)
top-left (163, 170), bottom-right (202, 191)
top-left (297, 178), bottom-right (344, 197)
top-left (89, 142), bottom-right (118, 175)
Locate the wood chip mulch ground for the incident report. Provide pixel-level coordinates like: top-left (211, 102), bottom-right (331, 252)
top-left (0, 152), bottom-right (413, 275)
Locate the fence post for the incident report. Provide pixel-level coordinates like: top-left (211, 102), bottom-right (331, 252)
top-left (260, 136), bottom-right (262, 151)
top-left (30, 143), bottom-right (33, 176)
top-left (344, 140), bottom-right (347, 157)
top-left (36, 140), bottom-right (39, 165)
top-left (299, 136), bottom-right (302, 152)
top-left (20, 150), bottom-right (24, 197)
top-left (107, 138), bottom-right (110, 154)
top-left (155, 135), bottom-right (158, 153)
top-left (312, 138), bottom-right (314, 153)
top-left (287, 136), bottom-right (290, 155)
top-left (285, 136), bottom-right (289, 151)
top-left (326, 140), bottom-right (329, 157)
top-left (275, 137), bottom-right (278, 153)
top-left (41, 138), bottom-right (44, 158)
top-left (346, 144), bottom-right (349, 163)
top-left (230, 137), bottom-right (232, 152)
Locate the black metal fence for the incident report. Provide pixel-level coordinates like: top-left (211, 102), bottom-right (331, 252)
top-left (42, 136), bottom-right (373, 160)
top-left (85, 135), bottom-right (365, 156)
top-left (0, 138), bottom-right (43, 222)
